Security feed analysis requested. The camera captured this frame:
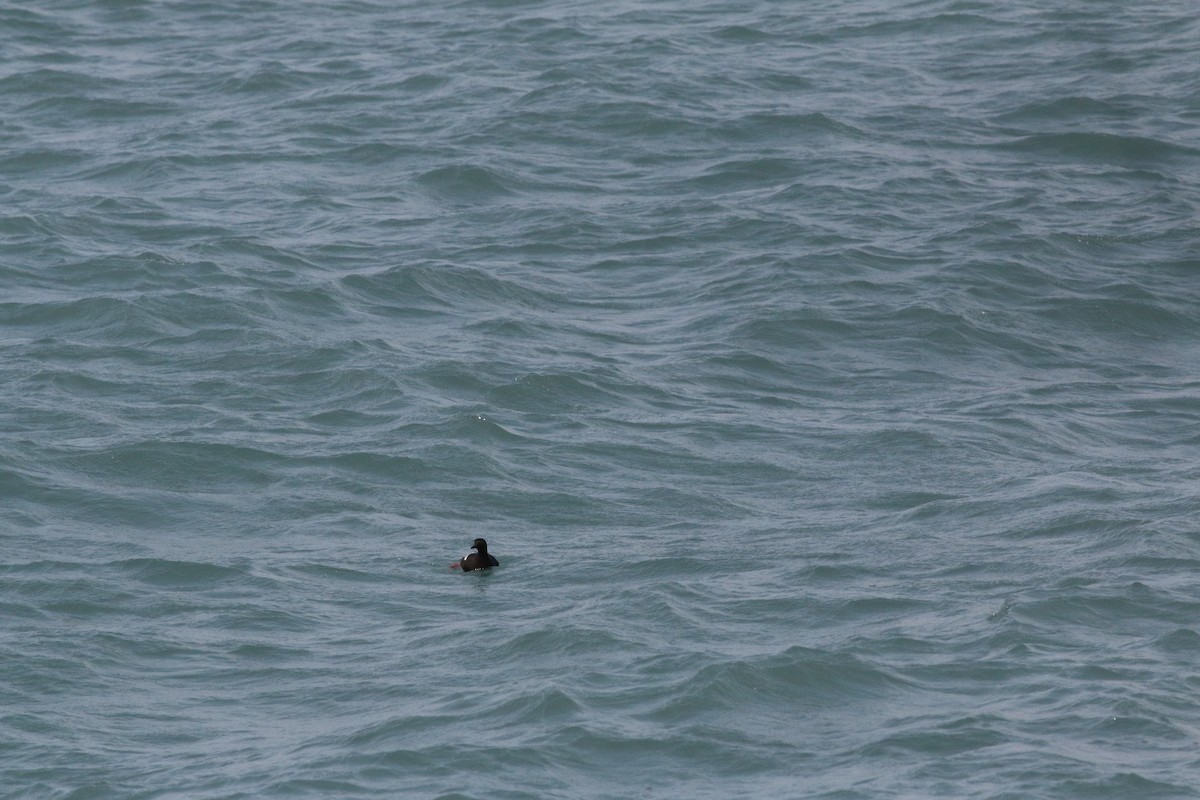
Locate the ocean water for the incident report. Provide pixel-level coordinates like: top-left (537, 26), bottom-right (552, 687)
top-left (2, 0), bottom-right (1199, 797)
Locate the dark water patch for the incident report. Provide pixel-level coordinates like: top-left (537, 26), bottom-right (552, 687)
top-left (1122, 555), bottom-right (1200, 572)
top-left (3, 293), bottom-right (234, 342)
top-left (338, 140), bottom-right (425, 166)
top-left (338, 269), bottom-right (447, 315)
top-left (85, 631), bottom-right (214, 669)
top-left (487, 370), bottom-right (629, 413)
top-left (215, 61), bottom-right (323, 95)
top-left (501, 18), bottom-right (593, 46)
top-left (690, 157), bottom-right (804, 192)
top-left (845, 427), bottom-right (947, 456)
top-left (38, 253), bottom-right (233, 294)
top-left (633, 486), bottom-right (750, 521)
top-left (615, 557), bottom-right (725, 583)
top-left (340, 261), bottom-right (552, 315)
top-left (418, 164), bottom-right (516, 204)
top-left (1088, 707), bottom-right (1190, 741)
top-left (0, 67), bottom-right (110, 96)
top-left (1006, 509), bottom-right (1144, 543)
top-left (646, 646), bottom-right (908, 723)
top-left (213, 606), bottom-right (320, 634)
top-left (229, 642), bottom-right (312, 661)
top-left (1029, 293), bottom-right (1191, 340)
top-left (441, 412), bottom-right (532, 445)
top-left (832, 595), bottom-right (932, 621)
top-left (0, 5), bottom-right (80, 36)
top-left (538, 721), bottom-right (775, 779)
top-left (354, 739), bottom-right (559, 780)
top-left (15, 369), bottom-right (146, 415)
top-left (1153, 628), bottom-right (1200, 653)
top-left (547, 442), bottom-right (716, 494)
top-left (803, 563), bottom-right (881, 582)
top-left (265, 776), bottom-right (373, 796)
top-left (576, 99), bottom-right (711, 141)
top-left (437, 484), bottom-right (610, 527)
top-left (58, 440), bottom-right (283, 492)
top-left (257, 361), bottom-right (398, 411)
top-left (863, 491), bottom-right (961, 513)
top-left (829, 10), bottom-right (1007, 41)
top-left (392, 72), bottom-right (452, 92)
top-left (481, 686), bottom-right (586, 727)
top-left (1057, 772), bottom-right (1195, 800)
top-left (300, 451), bottom-right (438, 483)
top-left (113, 558), bottom-right (249, 589)
top-left (3, 647), bottom-right (115, 697)
top-left (0, 470), bottom-right (194, 529)
top-left (4, 575), bottom-right (147, 618)
top-left (1070, 663), bottom-right (1146, 682)
top-left (994, 95), bottom-right (1144, 125)
top-left (461, 315), bottom-right (556, 343)
top-left (859, 714), bottom-right (1009, 757)
top-left (0, 148), bottom-right (89, 175)
top-left (709, 24), bottom-right (772, 43)
top-left (730, 311), bottom-right (857, 349)
top-left (20, 95), bottom-right (179, 122)
top-left (1010, 582), bottom-right (1200, 638)
top-left (285, 563), bottom-right (390, 584)
top-left (0, 212), bottom-right (61, 240)
top-left (406, 361), bottom-right (497, 398)
top-left (75, 156), bottom-right (180, 187)
top-left (191, 237), bottom-right (321, 276)
top-left (718, 111), bottom-right (862, 142)
top-left (998, 132), bottom-right (1199, 165)
top-left (345, 713), bottom-right (456, 750)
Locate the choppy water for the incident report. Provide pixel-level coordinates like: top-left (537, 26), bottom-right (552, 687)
top-left (3, 1), bottom-right (1199, 798)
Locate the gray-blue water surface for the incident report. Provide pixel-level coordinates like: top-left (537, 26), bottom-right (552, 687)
top-left (3, 1), bottom-right (1199, 798)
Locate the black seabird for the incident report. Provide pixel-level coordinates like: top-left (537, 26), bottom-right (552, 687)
top-left (455, 537), bottom-right (499, 571)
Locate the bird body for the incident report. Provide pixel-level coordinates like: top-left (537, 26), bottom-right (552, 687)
top-left (455, 538), bottom-right (499, 571)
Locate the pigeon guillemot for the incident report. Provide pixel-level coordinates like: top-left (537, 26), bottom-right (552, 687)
top-left (453, 538), bottom-right (499, 571)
